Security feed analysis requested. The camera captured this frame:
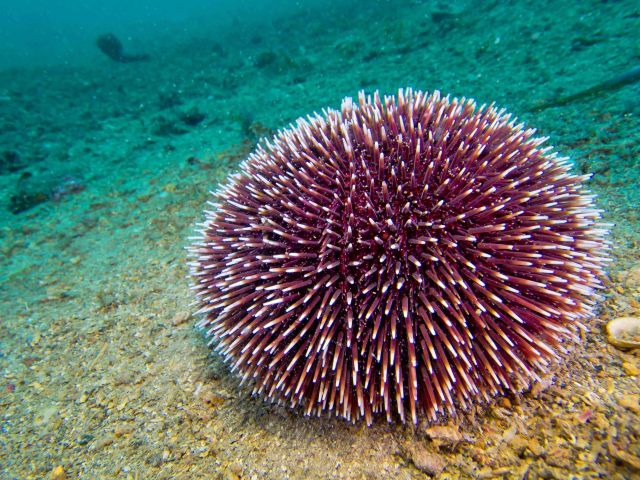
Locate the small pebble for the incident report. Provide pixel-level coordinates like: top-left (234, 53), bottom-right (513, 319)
top-left (50, 465), bottom-right (66, 480)
top-left (622, 362), bottom-right (639, 376)
top-left (425, 424), bottom-right (471, 444)
top-left (77, 434), bottom-right (94, 445)
top-left (609, 442), bottom-right (640, 470)
top-left (576, 408), bottom-right (593, 423)
top-left (530, 374), bottom-right (554, 397)
top-left (409, 445), bottom-right (447, 475)
top-left (618, 394), bottom-right (640, 413)
top-left (95, 435), bottom-right (115, 450)
top-left (147, 453), bottom-right (163, 467)
top-left (501, 423), bottom-right (518, 443)
top-left (620, 263), bottom-right (640, 289)
top-left (114, 426), bottom-right (133, 437)
top-left (171, 311), bottom-right (191, 326)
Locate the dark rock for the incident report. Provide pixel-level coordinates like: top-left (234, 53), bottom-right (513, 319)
top-left (50, 176), bottom-right (86, 202)
top-left (254, 51), bottom-right (277, 69)
top-left (0, 150), bottom-right (25, 174)
top-left (146, 453), bottom-right (163, 467)
top-left (158, 91), bottom-right (182, 109)
top-left (179, 107), bottom-right (206, 126)
top-left (9, 191), bottom-right (48, 214)
top-left (77, 434), bottom-right (94, 445)
top-left (151, 116), bottom-right (188, 136)
top-left (96, 33), bottom-right (150, 63)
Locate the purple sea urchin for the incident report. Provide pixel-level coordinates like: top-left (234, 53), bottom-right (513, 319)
top-left (189, 89), bottom-right (609, 424)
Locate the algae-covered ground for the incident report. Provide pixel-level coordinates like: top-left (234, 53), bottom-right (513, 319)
top-left (0, 0), bottom-right (639, 478)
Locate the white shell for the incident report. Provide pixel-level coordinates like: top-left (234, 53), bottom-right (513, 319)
top-left (606, 317), bottom-right (640, 349)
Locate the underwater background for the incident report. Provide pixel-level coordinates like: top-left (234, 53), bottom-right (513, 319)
top-left (0, 0), bottom-right (639, 478)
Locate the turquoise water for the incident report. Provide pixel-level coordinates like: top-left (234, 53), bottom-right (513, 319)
top-left (1, 1), bottom-right (639, 478)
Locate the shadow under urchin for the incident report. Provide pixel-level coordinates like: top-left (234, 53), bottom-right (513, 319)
top-left (188, 89), bottom-right (610, 425)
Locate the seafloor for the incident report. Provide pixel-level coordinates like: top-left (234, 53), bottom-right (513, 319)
top-left (1, 0), bottom-right (639, 478)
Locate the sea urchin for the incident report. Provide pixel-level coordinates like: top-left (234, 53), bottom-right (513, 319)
top-left (189, 89), bottom-right (609, 424)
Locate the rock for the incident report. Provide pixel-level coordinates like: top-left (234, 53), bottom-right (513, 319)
top-left (576, 408), bottom-right (594, 423)
top-left (618, 394), bottom-right (640, 413)
top-left (254, 51), bottom-right (277, 69)
top-left (530, 374), bottom-right (554, 397)
top-left (0, 150), bottom-right (25, 174)
top-left (178, 107), bottom-right (206, 126)
top-left (34, 406), bottom-right (59, 427)
top-left (546, 447), bottom-right (574, 469)
top-left (229, 463), bottom-right (243, 476)
top-left (620, 263), bottom-right (640, 289)
top-left (622, 361), bottom-right (640, 376)
top-left (147, 453), bottom-right (163, 467)
top-left (500, 423), bottom-right (518, 443)
top-left (50, 175), bottom-right (85, 202)
top-left (526, 438), bottom-right (545, 457)
top-left (171, 311), bottom-right (191, 326)
top-left (608, 441), bottom-right (640, 470)
top-left (409, 445), bottom-right (448, 475)
top-left (94, 435), bottom-right (115, 450)
top-left (425, 424), bottom-right (473, 445)
top-left (9, 190), bottom-right (48, 214)
top-left (77, 434), bottom-right (94, 445)
top-left (50, 465), bottom-right (66, 480)
top-left (151, 115), bottom-right (188, 136)
top-left (114, 426), bottom-right (134, 437)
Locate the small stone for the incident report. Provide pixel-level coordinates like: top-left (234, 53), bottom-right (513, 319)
top-left (77, 434), bottom-right (94, 445)
top-left (179, 107), bottom-right (206, 126)
top-left (620, 263), bottom-right (640, 289)
top-left (592, 412), bottom-right (610, 430)
top-left (203, 391), bottom-right (226, 406)
top-left (576, 408), bottom-right (593, 423)
top-left (22, 356), bottom-right (39, 367)
top-left (50, 465), bottom-right (66, 480)
top-left (171, 311), bottom-right (191, 326)
top-left (530, 374), bottom-right (554, 397)
top-left (230, 463), bottom-right (243, 476)
top-left (622, 361), bottom-right (640, 376)
top-left (95, 435), bottom-right (114, 450)
top-left (546, 447), bottom-right (574, 469)
top-left (609, 442), bottom-right (640, 470)
top-left (510, 435), bottom-right (529, 455)
top-left (478, 466), bottom-right (514, 478)
top-left (501, 423), bottom-right (518, 443)
top-left (147, 453), bottom-right (163, 467)
top-left (114, 426), bottom-right (133, 437)
top-left (113, 372), bottom-right (135, 385)
top-left (223, 469), bottom-right (241, 480)
top-left (409, 445), bottom-right (448, 475)
top-left (527, 438), bottom-right (545, 457)
top-left (34, 406), bottom-right (58, 427)
top-left (618, 394), bottom-right (640, 413)
top-left (425, 424), bottom-right (472, 445)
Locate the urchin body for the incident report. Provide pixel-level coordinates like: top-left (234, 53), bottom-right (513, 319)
top-left (189, 89), bottom-right (609, 424)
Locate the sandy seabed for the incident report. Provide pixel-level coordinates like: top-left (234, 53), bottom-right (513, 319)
top-left (1, 0), bottom-right (639, 478)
